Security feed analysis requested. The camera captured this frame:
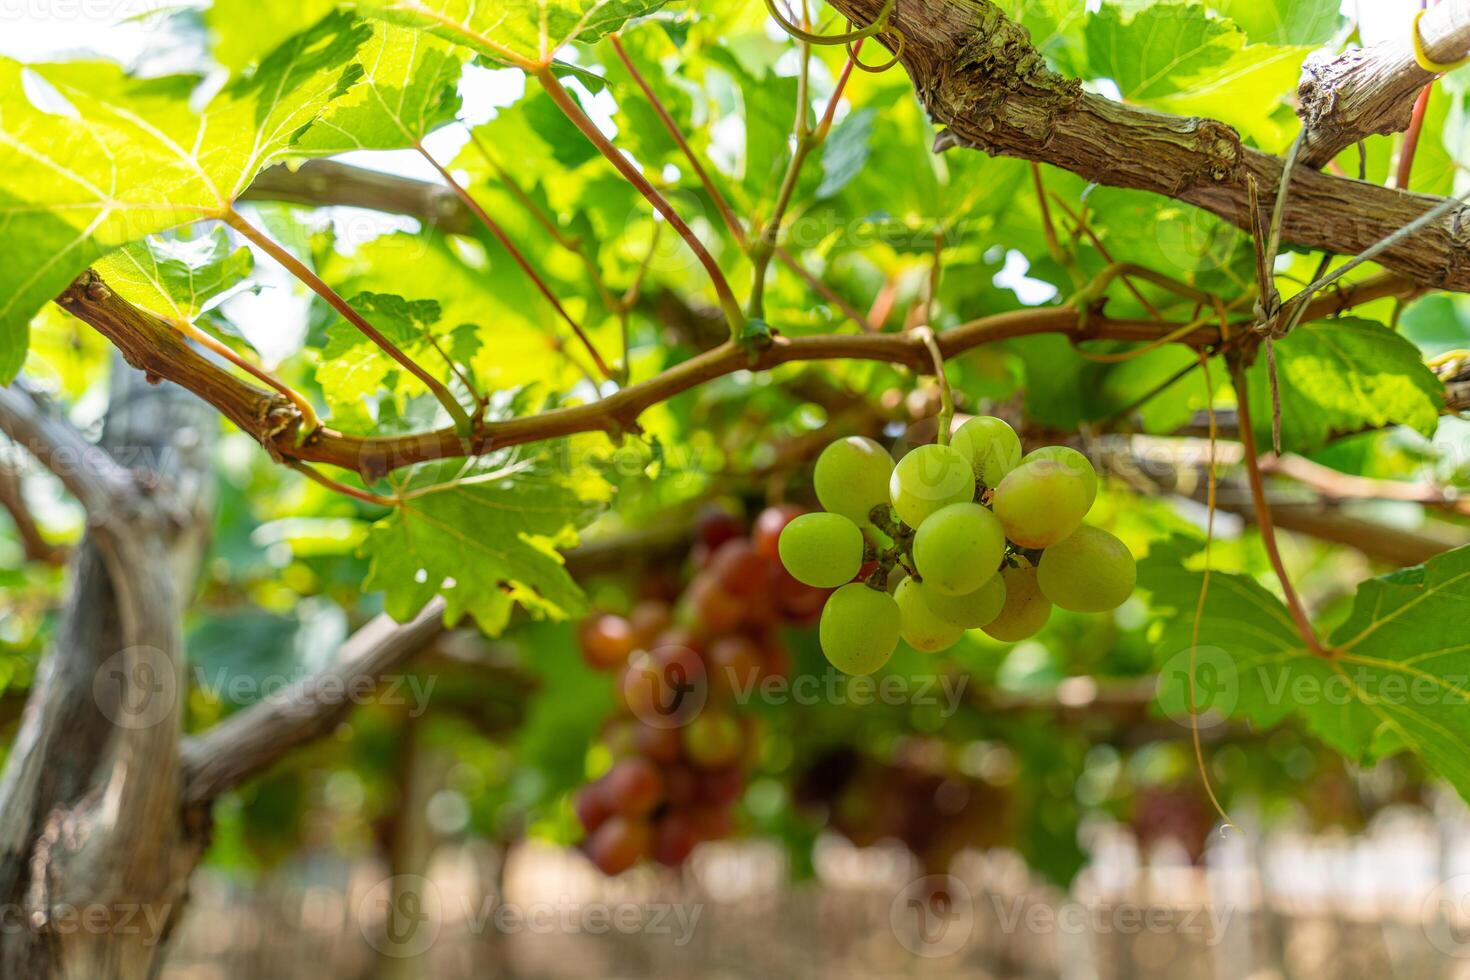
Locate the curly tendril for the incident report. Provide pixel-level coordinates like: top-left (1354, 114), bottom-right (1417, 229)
top-left (846, 28), bottom-right (904, 72)
top-left (763, 0), bottom-right (895, 46)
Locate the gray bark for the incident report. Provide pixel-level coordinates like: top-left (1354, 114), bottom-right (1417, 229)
top-left (0, 363), bottom-right (214, 979)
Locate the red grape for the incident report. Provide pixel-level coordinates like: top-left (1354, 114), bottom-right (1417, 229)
top-left (629, 600), bottom-right (672, 647)
top-left (587, 816), bottom-right (650, 875)
top-left (579, 614), bottom-right (637, 670)
top-left (605, 757), bottom-right (665, 817)
top-left (706, 635), bottom-right (763, 698)
top-left (695, 505), bottom-right (742, 552)
top-left (752, 505), bottom-right (804, 561)
top-left (634, 721), bottom-right (683, 765)
top-left (575, 781), bottom-right (612, 833)
top-left (709, 539), bottom-right (770, 598)
top-left (652, 814), bottom-right (701, 867)
top-left (699, 766), bottom-right (744, 807)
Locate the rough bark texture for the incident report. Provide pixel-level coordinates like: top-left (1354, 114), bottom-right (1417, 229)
top-left (826, 0), bottom-right (1470, 292)
top-left (0, 366), bottom-right (214, 979)
top-left (1298, 0), bottom-right (1470, 168)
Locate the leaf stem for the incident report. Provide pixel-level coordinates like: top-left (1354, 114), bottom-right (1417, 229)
top-left (916, 326), bottom-right (953, 444)
top-left (748, 37), bottom-right (817, 320)
top-left (610, 35), bottom-right (745, 247)
top-left (1230, 359), bottom-right (1327, 657)
top-left (288, 460), bottom-right (398, 508)
top-left (532, 65), bottom-right (747, 340)
top-left (467, 131), bottom-right (622, 317)
top-left (414, 140), bottom-right (613, 381)
top-left (223, 208), bottom-right (471, 431)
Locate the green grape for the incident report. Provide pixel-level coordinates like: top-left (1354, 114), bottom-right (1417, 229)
top-left (1037, 524), bottom-right (1136, 612)
top-left (912, 502), bottom-right (1005, 596)
top-left (894, 577), bottom-right (965, 653)
top-left (992, 459), bottom-right (1091, 548)
top-left (778, 512), bottom-right (864, 588)
top-left (920, 574), bottom-right (1006, 629)
top-left (889, 444), bottom-right (975, 529)
top-left (819, 583), bottom-right (901, 675)
top-left (1022, 445), bottom-right (1098, 508)
top-left (814, 436), bottom-right (894, 524)
top-left (951, 416), bottom-right (1022, 488)
top-left (982, 559), bottom-right (1052, 642)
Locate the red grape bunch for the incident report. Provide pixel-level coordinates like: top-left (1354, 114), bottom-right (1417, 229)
top-left (573, 505), bottom-right (825, 874)
top-left (778, 417), bottom-right (1136, 675)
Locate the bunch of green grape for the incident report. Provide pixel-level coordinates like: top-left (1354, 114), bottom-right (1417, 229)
top-left (777, 418), bottom-right (1136, 675)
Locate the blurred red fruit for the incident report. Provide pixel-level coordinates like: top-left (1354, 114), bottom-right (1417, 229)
top-left (579, 614), bottom-right (637, 670)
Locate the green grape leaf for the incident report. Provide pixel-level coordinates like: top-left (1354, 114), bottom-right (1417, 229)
top-left (93, 227), bottom-right (253, 322)
top-left (316, 292), bottom-right (467, 408)
top-left (1246, 317), bottom-right (1444, 453)
top-left (352, 0), bottom-right (676, 66)
top-left (206, 0), bottom-right (337, 71)
top-left (292, 23), bottom-right (465, 153)
top-left (362, 459), bottom-right (598, 632)
top-left (1208, 0), bottom-right (1342, 45)
top-left (816, 107), bottom-right (875, 200)
top-left (1143, 540), bottom-right (1470, 803)
top-left (0, 11), bottom-right (370, 382)
top-left (1085, 2), bottom-right (1239, 100)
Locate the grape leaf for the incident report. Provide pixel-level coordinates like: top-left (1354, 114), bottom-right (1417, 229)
top-left (1246, 317), bottom-right (1444, 453)
top-left (1209, 0), bottom-right (1342, 45)
top-left (1143, 540), bottom-right (1470, 802)
top-left (362, 458), bottom-right (599, 632)
top-left (316, 292), bottom-right (475, 409)
top-left (293, 23), bottom-right (465, 153)
top-left (93, 227), bottom-right (253, 322)
top-left (0, 11), bottom-right (369, 382)
top-left (352, 0), bottom-right (676, 66)
top-left (1085, 2), bottom-right (1239, 100)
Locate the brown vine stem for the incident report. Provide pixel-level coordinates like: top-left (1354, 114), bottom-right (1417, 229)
top-left (532, 65), bottom-right (748, 339)
top-left (413, 139), bottom-right (613, 381)
top-left (1230, 359), bottom-right (1327, 657)
top-left (172, 317), bottom-right (320, 434)
top-left (222, 208), bottom-right (472, 432)
top-left (61, 267), bottom-right (1410, 480)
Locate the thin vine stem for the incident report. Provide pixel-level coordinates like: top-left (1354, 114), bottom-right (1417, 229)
top-left (172, 317), bottom-right (320, 435)
top-left (288, 461), bottom-right (398, 508)
top-left (764, 0), bottom-right (894, 45)
top-left (749, 30), bottom-right (815, 320)
top-left (222, 208), bottom-right (472, 432)
top-left (613, 32), bottom-right (876, 331)
top-left (1189, 351), bottom-right (1236, 833)
top-left (609, 35), bottom-right (746, 247)
top-left (1230, 359), bottom-right (1327, 657)
top-left (532, 66), bottom-right (747, 340)
top-left (467, 131), bottom-right (621, 317)
top-left (414, 140), bottom-right (613, 381)
top-left (916, 326), bottom-right (953, 444)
